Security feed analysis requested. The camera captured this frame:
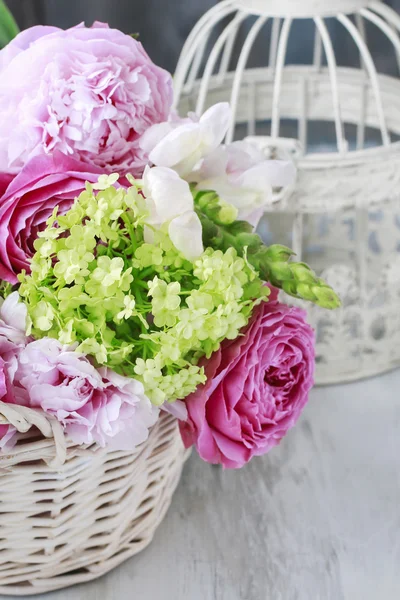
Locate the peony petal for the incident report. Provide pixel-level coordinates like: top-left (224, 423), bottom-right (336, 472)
top-left (0, 292), bottom-right (27, 333)
top-left (161, 400), bottom-right (188, 422)
top-left (0, 26), bottom-right (173, 175)
top-left (0, 26), bottom-right (60, 71)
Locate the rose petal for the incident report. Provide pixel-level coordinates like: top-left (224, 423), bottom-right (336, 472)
top-left (181, 300), bottom-right (315, 469)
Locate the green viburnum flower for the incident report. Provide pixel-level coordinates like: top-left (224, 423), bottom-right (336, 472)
top-left (148, 278), bottom-right (181, 327)
top-left (194, 192), bottom-right (341, 309)
top-left (116, 296), bottom-right (137, 322)
top-left (19, 177), bottom-right (267, 406)
top-left (134, 244), bottom-right (164, 268)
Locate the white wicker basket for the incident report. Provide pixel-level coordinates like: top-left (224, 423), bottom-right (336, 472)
top-left (174, 0), bottom-right (400, 384)
top-left (0, 402), bottom-right (187, 596)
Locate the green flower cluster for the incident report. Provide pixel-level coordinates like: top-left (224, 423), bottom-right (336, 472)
top-left (195, 191), bottom-right (341, 309)
top-left (19, 176), bottom-right (267, 405)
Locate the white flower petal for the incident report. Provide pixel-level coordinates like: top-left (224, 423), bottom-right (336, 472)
top-left (260, 159), bottom-right (297, 188)
top-left (168, 211), bottom-right (204, 261)
top-left (243, 208), bottom-right (265, 229)
top-left (194, 145), bottom-right (228, 181)
top-left (139, 121), bottom-right (175, 155)
top-left (149, 122), bottom-right (201, 170)
top-left (199, 102), bottom-right (231, 152)
top-left (143, 224), bottom-right (156, 244)
top-left (174, 149), bottom-right (204, 178)
top-left (143, 166), bottom-right (194, 223)
top-left (146, 103), bottom-right (231, 178)
top-left (195, 138), bottom-right (296, 230)
top-left (225, 140), bottom-right (265, 168)
top-left (196, 175), bottom-right (245, 205)
top-left (238, 164), bottom-right (274, 197)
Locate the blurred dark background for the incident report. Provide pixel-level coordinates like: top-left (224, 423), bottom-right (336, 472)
top-left (5, 0), bottom-right (216, 71)
top-left (4, 0), bottom-right (400, 73)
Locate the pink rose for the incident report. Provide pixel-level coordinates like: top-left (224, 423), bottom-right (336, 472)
top-left (180, 297), bottom-right (315, 468)
top-left (17, 338), bottom-right (159, 450)
top-left (0, 153), bottom-right (101, 283)
top-left (0, 174), bottom-right (13, 197)
top-left (0, 22), bottom-right (173, 175)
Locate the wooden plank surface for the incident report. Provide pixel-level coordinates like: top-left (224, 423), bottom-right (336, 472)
top-left (3, 370), bottom-right (400, 600)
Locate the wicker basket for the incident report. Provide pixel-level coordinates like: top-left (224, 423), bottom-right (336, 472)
top-left (0, 401), bottom-right (188, 596)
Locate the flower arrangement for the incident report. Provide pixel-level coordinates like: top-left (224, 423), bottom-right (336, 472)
top-left (0, 22), bottom-right (339, 469)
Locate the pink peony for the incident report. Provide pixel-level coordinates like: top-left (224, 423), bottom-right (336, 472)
top-left (0, 424), bottom-right (17, 449)
top-left (17, 338), bottom-right (159, 450)
top-left (0, 292), bottom-right (29, 351)
top-left (0, 353), bottom-right (17, 448)
top-left (0, 22), bottom-right (173, 175)
top-left (0, 153), bottom-right (102, 284)
top-left (180, 296), bottom-right (315, 468)
top-left (0, 292), bottom-right (30, 449)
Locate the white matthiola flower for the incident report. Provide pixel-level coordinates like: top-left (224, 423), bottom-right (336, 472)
top-left (143, 165), bottom-right (193, 223)
top-left (142, 166), bottom-right (204, 261)
top-left (140, 103), bottom-right (231, 178)
top-left (168, 211), bottom-right (204, 262)
top-left (195, 141), bottom-right (297, 227)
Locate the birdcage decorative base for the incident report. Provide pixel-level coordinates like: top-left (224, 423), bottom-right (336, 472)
top-left (175, 0), bottom-right (400, 384)
top-left (0, 411), bottom-right (188, 596)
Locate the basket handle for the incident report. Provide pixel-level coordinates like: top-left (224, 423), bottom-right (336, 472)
top-left (0, 401), bottom-right (67, 467)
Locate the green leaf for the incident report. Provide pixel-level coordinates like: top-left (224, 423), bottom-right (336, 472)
top-left (0, 0), bottom-right (19, 48)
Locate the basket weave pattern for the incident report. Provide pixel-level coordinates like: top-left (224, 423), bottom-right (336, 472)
top-left (0, 404), bottom-right (187, 596)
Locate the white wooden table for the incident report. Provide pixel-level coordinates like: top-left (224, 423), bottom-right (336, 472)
top-left (3, 370), bottom-right (399, 600)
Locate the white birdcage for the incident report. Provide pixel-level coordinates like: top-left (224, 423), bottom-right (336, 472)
top-left (174, 0), bottom-right (400, 384)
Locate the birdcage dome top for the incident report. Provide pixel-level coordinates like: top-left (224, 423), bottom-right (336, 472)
top-left (234, 0), bottom-right (371, 18)
top-left (174, 0), bottom-right (400, 163)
